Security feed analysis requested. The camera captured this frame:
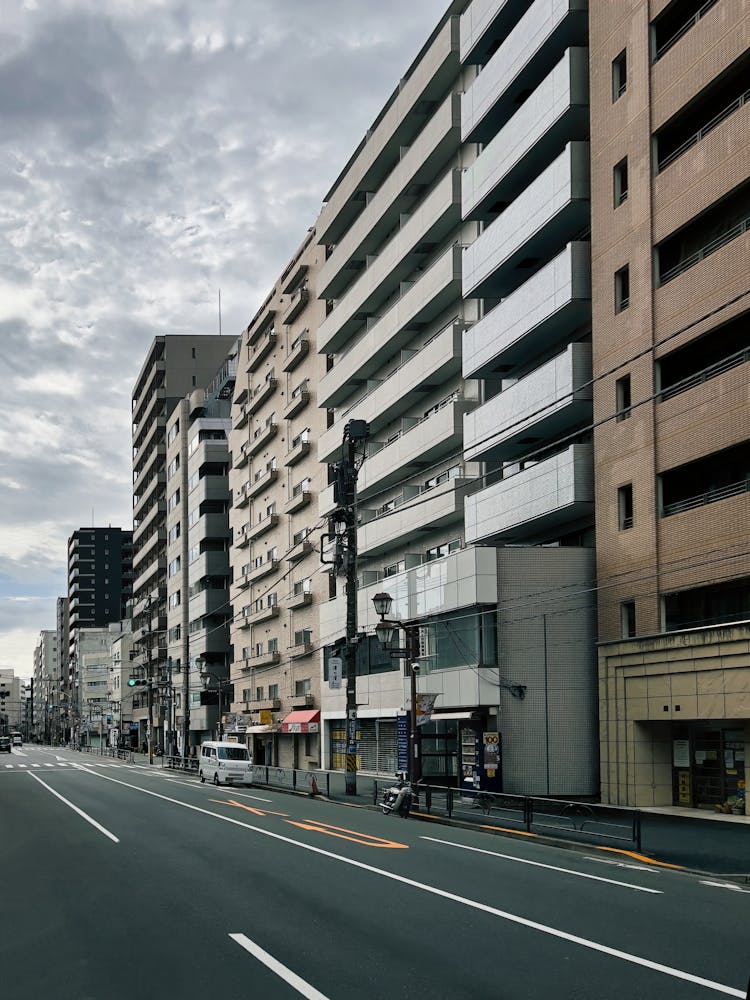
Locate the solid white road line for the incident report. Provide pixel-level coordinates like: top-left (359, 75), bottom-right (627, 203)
top-left (700, 881), bottom-right (750, 894)
top-left (230, 933), bottom-right (330, 999)
top-left (76, 766), bottom-right (743, 997)
top-left (28, 772), bottom-right (119, 844)
top-left (420, 837), bottom-right (662, 894)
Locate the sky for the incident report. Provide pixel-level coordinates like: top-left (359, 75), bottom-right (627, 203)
top-left (0, 0), bottom-right (445, 678)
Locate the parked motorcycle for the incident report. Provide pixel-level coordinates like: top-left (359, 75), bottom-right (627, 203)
top-left (381, 772), bottom-right (413, 817)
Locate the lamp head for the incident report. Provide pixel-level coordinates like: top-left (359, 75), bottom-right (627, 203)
top-left (372, 592), bottom-right (393, 618)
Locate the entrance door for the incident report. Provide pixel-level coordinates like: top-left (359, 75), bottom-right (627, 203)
top-left (692, 727), bottom-right (745, 810)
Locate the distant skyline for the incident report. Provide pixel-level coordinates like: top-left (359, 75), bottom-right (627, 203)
top-left (0, 0), bottom-right (444, 677)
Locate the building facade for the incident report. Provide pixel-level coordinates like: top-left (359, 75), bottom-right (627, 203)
top-left (131, 334), bottom-right (236, 754)
top-left (165, 342), bottom-right (237, 754)
top-left (228, 231), bottom-right (329, 769)
top-left (32, 630), bottom-right (59, 742)
top-left (591, 0), bottom-right (750, 811)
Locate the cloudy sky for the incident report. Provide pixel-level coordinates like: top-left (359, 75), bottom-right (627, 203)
top-left (0, 0), bottom-right (443, 678)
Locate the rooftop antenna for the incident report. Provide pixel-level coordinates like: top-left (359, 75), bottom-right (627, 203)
top-left (218, 289), bottom-right (222, 336)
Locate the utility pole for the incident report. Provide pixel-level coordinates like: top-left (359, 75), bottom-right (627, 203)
top-left (324, 419), bottom-right (369, 795)
top-left (146, 594), bottom-right (154, 765)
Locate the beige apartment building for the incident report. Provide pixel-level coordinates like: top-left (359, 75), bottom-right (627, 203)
top-left (228, 231), bottom-right (328, 768)
top-left (591, 0), bottom-right (750, 811)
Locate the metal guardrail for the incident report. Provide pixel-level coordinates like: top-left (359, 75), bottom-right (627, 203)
top-left (659, 347), bottom-right (750, 402)
top-left (251, 765), bottom-right (330, 796)
top-left (660, 214), bottom-right (750, 285)
top-left (371, 780), bottom-right (642, 851)
top-left (654, 0), bottom-right (719, 61)
top-left (658, 88), bottom-right (750, 172)
top-left (662, 478), bottom-right (750, 517)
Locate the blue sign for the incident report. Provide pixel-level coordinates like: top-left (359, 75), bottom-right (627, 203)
top-left (397, 713), bottom-right (409, 771)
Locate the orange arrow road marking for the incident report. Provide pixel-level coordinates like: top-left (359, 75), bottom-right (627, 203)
top-left (285, 819), bottom-right (408, 849)
top-left (210, 798), bottom-right (289, 818)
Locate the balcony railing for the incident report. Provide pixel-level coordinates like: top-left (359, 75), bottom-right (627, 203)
top-left (654, 0), bottom-right (720, 61)
top-left (660, 214), bottom-right (750, 285)
top-left (662, 477), bottom-right (750, 518)
top-left (659, 347), bottom-right (750, 402)
top-left (658, 87), bottom-right (750, 173)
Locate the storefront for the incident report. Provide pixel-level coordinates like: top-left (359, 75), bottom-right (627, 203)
top-left (280, 710), bottom-right (320, 769)
top-left (672, 722), bottom-right (746, 812)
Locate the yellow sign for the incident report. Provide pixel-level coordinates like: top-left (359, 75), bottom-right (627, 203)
top-left (259, 710), bottom-right (272, 725)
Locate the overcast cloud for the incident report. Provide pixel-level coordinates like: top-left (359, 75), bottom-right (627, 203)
top-left (0, 0), bottom-right (443, 676)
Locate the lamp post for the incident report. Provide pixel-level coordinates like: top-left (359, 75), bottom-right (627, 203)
top-left (372, 592), bottom-right (422, 788)
top-left (200, 670), bottom-right (229, 741)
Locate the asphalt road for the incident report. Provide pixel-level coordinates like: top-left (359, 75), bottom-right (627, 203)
top-left (2, 745), bottom-right (748, 1000)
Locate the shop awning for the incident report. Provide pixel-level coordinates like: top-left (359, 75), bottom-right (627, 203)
top-left (280, 710), bottom-right (320, 734)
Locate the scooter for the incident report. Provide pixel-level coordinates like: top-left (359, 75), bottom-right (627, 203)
top-left (381, 772), bottom-right (413, 817)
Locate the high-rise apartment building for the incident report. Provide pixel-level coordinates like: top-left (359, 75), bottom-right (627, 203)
top-left (131, 335), bottom-right (236, 752)
top-left (165, 342), bottom-right (237, 754)
top-left (314, 0), bottom-right (597, 795)
top-left (32, 630), bottom-right (59, 742)
top-left (56, 596), bottom-right (70, 740)
top-left (228, 231), bottom-right (329, 768)
top-left (591, 1), bottom-right (750, 810)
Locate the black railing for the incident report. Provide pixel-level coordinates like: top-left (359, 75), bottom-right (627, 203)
top-left (662, 478), bottom-right (750, 517)
top-left (659, 88), bottom-right (750, 172)
top-left (659, 347), bottom-right (750, 402)
top-left (660, 214), bottom-right (750, 285)
top-left (654, 0), bottom-right (720, 61)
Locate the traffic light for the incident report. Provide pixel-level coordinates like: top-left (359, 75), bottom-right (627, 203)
top-left (127, 676), bottom-right (147, 687)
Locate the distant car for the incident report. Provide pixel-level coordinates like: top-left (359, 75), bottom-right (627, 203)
top-left (0, 736), bottom-right (11, 753)
top-left (11, 733), bottom-right (22, 746)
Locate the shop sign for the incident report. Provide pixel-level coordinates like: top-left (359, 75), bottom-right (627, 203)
top-left (677, 770), bottom-right (691, 805)
top-left (328, 656), bottom-right (342, 690)
top-left (415, 693), bottom-right (438, 726)
top-left (483, 732), bottom-right (500, 776)
top-left (673, 739), bottom-right (690, 768)
top-left (259, 710), bottom-right (272, 725)
top-left (397, 713), bottom-right (409, 772)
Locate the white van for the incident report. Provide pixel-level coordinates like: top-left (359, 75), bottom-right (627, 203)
top-left (198, 741), bottom-right (253, 787)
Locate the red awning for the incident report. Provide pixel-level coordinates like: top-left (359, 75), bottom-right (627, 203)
top-left (280, 710), bottom-right (320, 734)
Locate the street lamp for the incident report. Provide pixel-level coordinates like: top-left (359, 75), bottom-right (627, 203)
top-left (200, 670), bottom-right (229, 741)
top-left (372, 592), bottom-right (422, 789)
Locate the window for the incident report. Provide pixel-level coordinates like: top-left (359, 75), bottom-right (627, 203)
top-left (266, 502), bottom-right (276, 518)
top-left (268, 638), bottom-right (279, 653)
top-left (191, 347), bottom-right (196, 359)
top-left (167, 456), bottom-right (180, 478)
top-left (293, 527), bottom-right (310, 546)
top-left (168, 591), bottom-right (181, 609)
top-left (621, 600), bottom-right (636, 638)
top-left (294, 630), bottom-right (312, 648)
top-left (242, 688), bottom-right (251, 702)
top-left (167, 488), bottom-right (180, 512)
top-left (167, 420), bottom-right (180, 445)
top-left (267, 546), bottom-right (278, 562)
top-left (168, 524), bottom-right (180, 543)
top-left (616, 374), bottom-right (632, 421)
top-left (613, 157), bottom-right (628, 206)
top-left (294, 677), bottom-right (311, 695)
top-left (612, 49), bottom-right (627, 101)
top-left (168, 556), bottom-right (181, 577)
top-left (269, 683), bottom-right (279, 700)
top-left (168, 625), bottom-right (181, 642)
top-left (614, 265), bottom-right (630, 313)
top-left (618, 484), bottom-right (634, 530)
top-left (189, 544), bottom-right (200, 563)
top-left (267, 592), bottom-right (278, 607)
top-left (293, 578), bottom-right (311, 596)
top-left (255, 686), bottom-right (263, 701)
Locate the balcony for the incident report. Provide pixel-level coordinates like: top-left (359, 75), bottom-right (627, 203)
top-left (133, 498), bottom-right (166, 543)
top-left (190, 474), bottom-right (230, 506)
top-left (189, 512), bottom-right (228, 544)
top-left (282, 284), bottom-right (309, 325)
top-left (234, 482), bottom-right (251, 508)
top-left (463, 141), bottom-right (590, 300)
top-left (284, 490), bottom-right (311, 515)
top-left (357, 396), bottom-right (471, 501)
top-left (284, 437), bottom-right (311, 467)
top-left (463, 242), bottom-right (591, 379)
top-left (232, 402), bottom-right (249, 430)
top-left (239, 655), bottom-right (281, 673)
top-left (247, 467), bottom-right (279, 499)
top-left (237, 568), bottom-right (252, 591)
top-left (318, 484), bottom-right (336, 519)
top-left (235, 523), bottom-right (251, 548)
top-left (318, 91), bottom-right (462, 300)
top-left (246, 559), bottom-right (279, 584)
top-left (463, 47), bottom-right (589, 221)
top-left (460, 0), bottom-right (536, 64)
top-left (317, 169), bottom-right (462, 355)
top-left (234, 442), bottom-right (250, 468)
top-left (247, 422), bottom-right (278, 458)
top-left (283, 385), bottom-right (310, 421)
top-left (318, 321), bottom-right (463, 464)
top-left (239, 604), bottom-right (280, 629)
top-left (287, 540), bottom-right (313, 564)
top-left (191, 549), bottom-right (229, 580)
top-left (188, 588), bottom-right (227, 619)
top-left (464, 342), bottom-right (592, 463)
top-left (461, 0), bottom-right (588, 142)
top-left (358, 477), bottom-right (468, 559)
top-left (317, 15), bottom-right (460, 246)
top-left (465, 443), bottom-right (593, 543)
top-left (289, 644), bottom-right (314, 661)
top-left (133, 527), bottom-right (166, 567)
top-left (247, 513), bottom-right (279, 542)
top-left (247, 330), bottom-right (277, 373)
top-left (247, 377), bottom-right (278, 416)
top-left (319, 243), bottom-right (463, 408)
top-left (282, 332), bottom-right (310, 373)
top-left (287, 590), bottom-right (313, 611)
